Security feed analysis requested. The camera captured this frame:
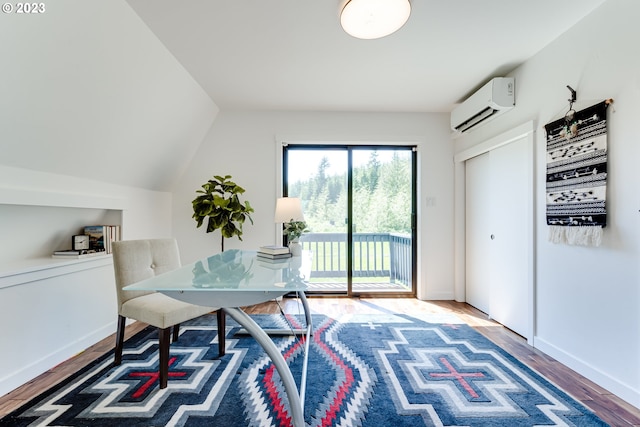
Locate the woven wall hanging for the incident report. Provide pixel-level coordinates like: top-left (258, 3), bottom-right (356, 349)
top-left (544, 99), bottom-right (611, 246)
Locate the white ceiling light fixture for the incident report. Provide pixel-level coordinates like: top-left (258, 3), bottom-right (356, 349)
top-left (340, 0), bottom-right (411, 40)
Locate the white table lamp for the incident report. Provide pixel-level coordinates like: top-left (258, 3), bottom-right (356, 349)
top-left (275, 197), bottom-right (305, 256)
top-left (274, 197), bottom-right (304, 223)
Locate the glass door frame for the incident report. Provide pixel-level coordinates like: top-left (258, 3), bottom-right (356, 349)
top-left (282, 143), bottom-right (417, 298)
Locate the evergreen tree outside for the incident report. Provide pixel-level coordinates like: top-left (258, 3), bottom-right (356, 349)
top-left (287, 150), bottom-right (411, 234)
top-left (286, 148), bottom-right (413, 291)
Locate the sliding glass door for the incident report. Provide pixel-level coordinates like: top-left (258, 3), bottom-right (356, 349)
top-left (285, 148), bottom-right (349, 293)
top-left (283, 145), bottom-right (416, 296)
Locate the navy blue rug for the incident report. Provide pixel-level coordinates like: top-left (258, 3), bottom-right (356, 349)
top-left (0, 313), bottom-right (608, 426)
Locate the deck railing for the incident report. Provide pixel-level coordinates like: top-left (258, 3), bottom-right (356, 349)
top-left (299, 232), bottom-right (412, 286)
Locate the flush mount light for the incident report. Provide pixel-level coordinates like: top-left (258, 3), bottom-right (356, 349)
top-left (340, 0), bottom-right (411, 40)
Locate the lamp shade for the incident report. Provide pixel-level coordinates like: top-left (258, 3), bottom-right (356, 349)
top-left (340, 0), bottom-right (411, 40)
top-left (274, 197), bottom-right (304, 223)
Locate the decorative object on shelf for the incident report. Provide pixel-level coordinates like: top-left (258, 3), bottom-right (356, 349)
top-left (72, 234), bottom-right (89, 251)
top-left (192, 175), bottom-right (254, 252)
top-left (544, 98), bottom-right (613, 246)
top-left (274, 197), bottom-right (309, 256)
top-left (84, 225), bottom-right (107, 252)
top-left (84, 225), bottom-right (120, 253)
top-left (340, 0), bottom-right (411, 40)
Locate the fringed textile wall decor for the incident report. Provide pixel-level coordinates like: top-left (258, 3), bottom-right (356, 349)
top-left (544, 100), bottom-right (611, 246)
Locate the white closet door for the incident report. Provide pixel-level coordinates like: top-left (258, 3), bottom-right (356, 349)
top-left (489, 136), bottom-right (530, 337)
top-left (465, 152), bottom-right (491, 314)
top-left (465, 134), bottom-right (531, 339)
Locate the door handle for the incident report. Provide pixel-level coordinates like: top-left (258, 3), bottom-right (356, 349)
top-left (490, 234), bottom-right (495, 240)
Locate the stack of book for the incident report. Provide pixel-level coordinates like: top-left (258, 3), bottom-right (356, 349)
top-left (257, 245), bottom-right (291, 260)
top-left (52, 250), bottom-right (104, 259)
top-left (84, 225), bottom-right (121, 254)
top-left (51, 224), bottom-right (121, 259)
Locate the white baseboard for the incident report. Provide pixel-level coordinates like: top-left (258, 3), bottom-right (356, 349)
top-left (419, 291), bottom-right (455, 300)
top-left (0, 321), bottom-right (116, 398)
top-left (534, 336), bottom-right (640, 409)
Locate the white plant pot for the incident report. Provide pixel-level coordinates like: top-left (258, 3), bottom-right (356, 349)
top-left (289, 241), bottom-right (302, 256)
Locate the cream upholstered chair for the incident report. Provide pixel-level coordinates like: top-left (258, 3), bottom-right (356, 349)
top-left (112, 238), bottom-right (225, 389)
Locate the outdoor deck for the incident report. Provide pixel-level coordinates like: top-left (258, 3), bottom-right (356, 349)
top-left (306, 281), bottom-right (410, 293)
top-left (300, 231), bottom-right (413, 293)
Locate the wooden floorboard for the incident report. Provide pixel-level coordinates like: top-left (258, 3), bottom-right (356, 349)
top-left (1, 298), bottom-right (639, 426)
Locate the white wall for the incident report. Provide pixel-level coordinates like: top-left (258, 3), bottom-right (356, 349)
top-left (171, 111), bottom-right (455, 300)
top-left (0, 257), bottom-right (117, 396)
top-left (454, 0), bottom-right (640, 407)
top-left (0, 0), bottom-right (218, 192)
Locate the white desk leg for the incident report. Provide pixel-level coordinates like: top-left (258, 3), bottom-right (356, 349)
top-left (235, 292), bottom-right (313, 336)
top-left (224, 307), bottom-right (305, 427)
top-left (298, 291), bottom-right (312, 334)
top-left (296, 291), bottom-right (312, 408)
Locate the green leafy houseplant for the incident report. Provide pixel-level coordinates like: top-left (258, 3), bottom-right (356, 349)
top-left (283, 220), bottom-right (309, 242)
top-left (192, 175), bottom-right (254, 252)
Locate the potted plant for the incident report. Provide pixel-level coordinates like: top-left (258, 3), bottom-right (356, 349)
top-left (192, 175), bottom-right (254, 252)
top-left (283, 220), bottom-right (309, 256)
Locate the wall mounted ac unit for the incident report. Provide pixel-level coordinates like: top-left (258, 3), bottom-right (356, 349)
top-left (450, 77), bottom-right (515, 135)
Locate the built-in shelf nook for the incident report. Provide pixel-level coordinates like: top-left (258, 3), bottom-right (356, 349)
top-left (0, 186), bottom-right (125, 396)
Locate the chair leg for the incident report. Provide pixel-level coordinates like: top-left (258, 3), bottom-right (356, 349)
top-left (217, 309), bottom-right (226, 356)
top-left (172, 323), bottom-right (180, 342)
top-left (114, 315), bottom-right (126, 366)
top-left (158, 327), bottom-right (171, 389)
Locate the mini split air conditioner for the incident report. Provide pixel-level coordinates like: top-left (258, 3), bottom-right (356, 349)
top-left (450, 77), bottom-right (515, 136)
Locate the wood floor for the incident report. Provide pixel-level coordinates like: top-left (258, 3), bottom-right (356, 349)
top-left (1, 297), bottom-right (639, 426)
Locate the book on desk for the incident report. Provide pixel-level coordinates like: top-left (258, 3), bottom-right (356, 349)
top-left (258, 245), bottom-right (290, 255)
top-left (257, 245), bottom-right (291, 261)
top-left (257, 252), bottom-right (292, 260)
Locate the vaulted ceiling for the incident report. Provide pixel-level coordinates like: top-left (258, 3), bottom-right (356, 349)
top-left (0, 1), bottom-right (609, 192)
top-left (126, 0), bottom-right (607, 113)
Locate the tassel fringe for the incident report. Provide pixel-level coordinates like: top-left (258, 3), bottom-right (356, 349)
top-left (548, 226), bottom-right (602, 247)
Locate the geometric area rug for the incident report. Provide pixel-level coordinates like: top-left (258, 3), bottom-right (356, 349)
top-left (0, 313), bottom-right (608, 426)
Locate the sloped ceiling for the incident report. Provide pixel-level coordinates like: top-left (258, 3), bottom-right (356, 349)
top-left (0, 1), bottom-right (217, 192)
top-left (126, 0), bottom-right (607, 112)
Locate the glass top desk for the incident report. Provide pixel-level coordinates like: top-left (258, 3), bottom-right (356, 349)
top-left (124, 249), bottom-right (312, 427)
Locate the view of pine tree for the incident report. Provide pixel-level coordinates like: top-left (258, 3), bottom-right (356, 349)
top-left (374, 152), bottom-right (411, 233)
top-left (366, 150), bottom-right (381, 193)
top-left (288, 151), bottom-right (411, 235)
top-left (285, 147), bottom-right (414, 294)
